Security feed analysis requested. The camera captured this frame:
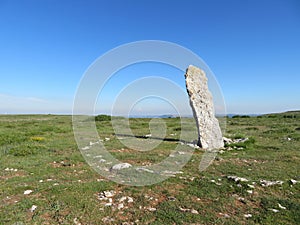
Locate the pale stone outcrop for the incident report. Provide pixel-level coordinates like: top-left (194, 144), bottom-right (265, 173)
top-left (185, 65), bottom-right (224, 149)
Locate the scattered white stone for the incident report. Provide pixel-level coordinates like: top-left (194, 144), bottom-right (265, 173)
top-left (290, 179), bottom-right (297, 185)
top-left (269, 208), bottom-right (279, 213)
top-left (287, 137), bottom-right (292, 141)
top-left (234, 137), bottom-right (249, 143)
top-left (260, 180), bottom-right (284, 187)
top-left (98, 159), bottom-right (106, 163)
top-left (247, 184), bottom-right (255, 189)
top-left (117, 203), bottom-right (124, 209)
top-left (218, 212), bottom-right (230, 218)
top-left (89, 141), bottom-right (96, 146)
top-left (73, 217), bottom-right (82, 225)
top-left (4, 168), bottom-right (18, 172)
top-left (53, 183), bottom-right (59, 186)
top-left (93, 155), bottom-right (103, 158)
top-left (246, 190), bottom-right (253, 194)
top-left (24, 190), bottom-right (33, 195)
top-left (81, 146), bottom-right (90, 150)
top-left (39, 180), bottom-right (43, 183)
top-left (127, 197), bottom-right (134, 203)
top-left (105, 137), bottom-right (110, 141)
top-left (244, 214), bottom-right (252, 218)
top-left (162, 170), bottom-right (183, 175)
top-left (223, 137), bottom-right (233, 144)
top-left (190, 209), bottom-right (199, 214)
top-left (111, 163), bottom-right (132, 170)
top-left (103, 190), bottom-right (115, 198)
top-left (210, 179), bottom-right (222, 185)
top-left (147, 207), bottom-right (156, 212)
top-left (136, 167), bottom-right (154, 173)
top-left (238, 197), bottom-right (246, 203)
top-left (278, 203), bottom-right (286, 210)
top-left (227, 175), bottom-right (249, 183)
top-left (145, 134), bottom-right (152, 138)
top-left (102, 216), bottom-right (114, 223)
top-left (29, 205), bottom-right (37, 212)
top-left (105, 203), bottom-right (112, 207)
top-left (46, 178), bottom-right (53, 181)
top-left (186, 142), bottom-right (200, 149)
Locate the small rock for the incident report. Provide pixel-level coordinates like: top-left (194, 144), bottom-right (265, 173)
top-left (127, 197), bottom-right (134, 203)
top-left (29, 205), bottom-right (37, 212)
top-left (244, 214), bottom-right (252, 218)
top-left (24, 190), bottom-right (33, 195)
top-left (269, 208), bottom-right (279, 213)
top-left (111, 163), bottom-right (132, 170)
top-left (102, 216), bottom-right (114, 223)
top-left (260, 180), bottom-right (283, 187)
top-left (238, 197), bottom-right (246, 204)
top-left (278, 203), bottom-right (286, 210)
top-left (148, 207), bottom-right (156, 212)
top-left (103, 190), bottom-right (115, 198)
top-left (81, 146), bottom-right (90, 150)
top-left (105, 138), bottom-right (110, 141)
top-left (290, 179), bottom-right (297, 185)
top-left (227, 175), bottom-right (248, 183)
top-left (223, 137), bottom-right (233, 144)
top-left (136, 167), bottom-right (154, 173)
top-left (190, 209), bottom-right (199, 214)
top-left (167, 196), bottom-right (176, 201)
top-left (219, 212), bottom-right (230, 218)
top-left (117, 203), bottom-right (124, 209)
top-left (73, 217), bottom-right (82, 225)
top-left (247, 184), bottom-right (255, 189)
top-left (246, 190), bottom-right (253, 194)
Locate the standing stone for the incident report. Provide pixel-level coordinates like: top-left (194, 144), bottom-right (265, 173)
top-left (185, 65), bottom-right (224, 149)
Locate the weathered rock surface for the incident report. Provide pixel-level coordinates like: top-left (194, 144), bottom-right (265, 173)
top-left (185, 65), bottom-right (224, 149)
top-left (110, 163), bottom-right (132, 171)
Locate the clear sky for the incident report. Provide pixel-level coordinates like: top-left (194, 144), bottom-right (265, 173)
top-left (0, 0), bottom-right (299, 115)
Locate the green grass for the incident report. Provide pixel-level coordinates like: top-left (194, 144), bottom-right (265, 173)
top-left (0, 114), bottom-right (299, 224)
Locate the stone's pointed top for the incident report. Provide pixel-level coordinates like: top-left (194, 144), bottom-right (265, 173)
top-left (187, 65), bottom-right (203, 71)
top-left (185, 65), bottom-right (207, 82)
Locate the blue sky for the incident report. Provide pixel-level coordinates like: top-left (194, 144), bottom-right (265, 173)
top-left (0, 0), bottom-right (299, 115)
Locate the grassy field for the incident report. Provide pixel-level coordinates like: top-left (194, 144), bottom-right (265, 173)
top-left (0, 113), bottom-right (299, 224)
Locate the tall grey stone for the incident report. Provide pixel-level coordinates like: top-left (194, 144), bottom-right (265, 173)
top-left (185, 65), bottom-right (224, 150)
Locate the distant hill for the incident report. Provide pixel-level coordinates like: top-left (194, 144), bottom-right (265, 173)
top-left (261, 110), bottom-right (300, 118)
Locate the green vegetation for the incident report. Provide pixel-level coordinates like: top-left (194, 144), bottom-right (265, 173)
top-left (0, 113), bottom-right (299, 224)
